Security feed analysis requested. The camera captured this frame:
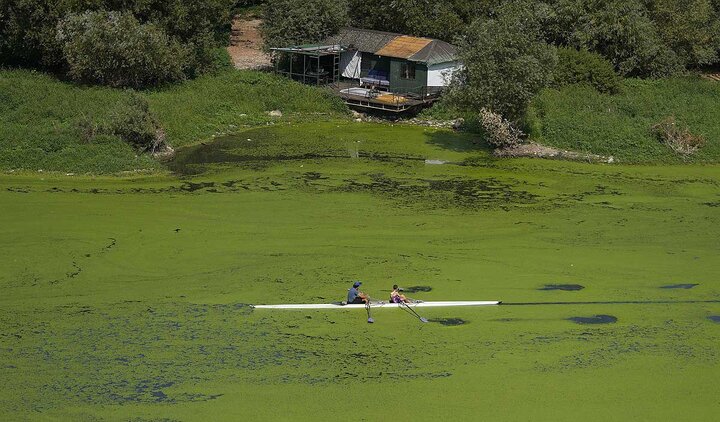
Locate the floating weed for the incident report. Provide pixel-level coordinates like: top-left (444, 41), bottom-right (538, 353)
top-left (569, 315), bottom-right (617, 324)
top-left (660, 284), bottom-right (699, 289)
top-left (428, 318), bottom-right (467, 326)
top-left (401, 286), bottom-right (433, 293)
top-left (539, 284), bottom-right (585, 291)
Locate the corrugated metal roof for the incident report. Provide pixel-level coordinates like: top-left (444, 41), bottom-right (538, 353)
top-left (409, 39), bottom-right (457, 66)
top-left (325, 28), bottom-right (398, 56)
top-left (324, 27), bottom-right (457, 65)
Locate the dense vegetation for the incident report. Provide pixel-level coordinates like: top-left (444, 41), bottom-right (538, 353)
top-left (0, 0), bottom-right (235, 87)
top-left (0, 68), bottom-right (347, 173)
top-left (445, 1), bottom-right (558, 119)
top-left (260, 0), bottom-right (348, 50)
top-left (57, 11), bottom-right (188, 89)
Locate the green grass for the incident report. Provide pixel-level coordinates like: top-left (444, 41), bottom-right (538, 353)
top-left (0, 70), bottom-right (158, 174)
top-left (0, 68), bottom-right (348, 173)
top-left (1, 127), bottom-right (719, 420)
top-left (529, 77), bottom-right (720, 163)
top-left (146, 70), bottom-right (348, 147)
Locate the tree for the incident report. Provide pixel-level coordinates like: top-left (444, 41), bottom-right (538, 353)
top-left (0, 0), bottom-right (234, 76)
top-left (545, 0), bottom-right (683, 77)
top-left (260, 0), bottom-right (348, 49)
top-left (446, 1), bottom-right (557, 119)
top-left (57, 11), bottom-right (187, 88)
top-left (347, 0), bottom-right (495, 41)
top-left (648, 0), bottom-right (720, 68)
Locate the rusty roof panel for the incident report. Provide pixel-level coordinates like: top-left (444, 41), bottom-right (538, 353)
top-left (375, 36), bottom-right (432, 59)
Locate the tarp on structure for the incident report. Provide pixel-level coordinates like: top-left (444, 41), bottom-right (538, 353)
top-left (340, 50), bottom-right (361, 78)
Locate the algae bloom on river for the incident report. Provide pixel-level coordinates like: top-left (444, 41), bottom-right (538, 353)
top-left (1, 122), bottom-right (719, 421)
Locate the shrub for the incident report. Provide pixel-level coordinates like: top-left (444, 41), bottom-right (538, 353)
top-left (446, 1), bottom-right (557, 119)
top-left (108, 94), bottom-right (167, 152)
top-left (479, 108), bottom-right (525, 149)
top-left (57, 11), bottom-right (187, 89)
top-left (553, 47), bottom-right (621, 93)
top-left (651, 116), bottom-right (706, 155)
top-left (261, 0), bottom-right (348, 49)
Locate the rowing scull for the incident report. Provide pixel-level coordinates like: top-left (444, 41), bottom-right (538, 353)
top-left (253, 301), bottom-right (501, 309)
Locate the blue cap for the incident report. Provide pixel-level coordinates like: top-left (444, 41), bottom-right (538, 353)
top-left (353, 281), bottom-right (362, 287)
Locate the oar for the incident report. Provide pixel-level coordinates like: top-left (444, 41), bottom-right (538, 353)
top-left (365, 300), bottom-right (374, 323)
top-left (399, 301), bottom-right (428, 323)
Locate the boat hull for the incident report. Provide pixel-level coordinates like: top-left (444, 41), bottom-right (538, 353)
top-left (253, 301), bottom-right (501, 309)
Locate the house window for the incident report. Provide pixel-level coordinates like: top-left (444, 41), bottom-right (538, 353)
top-left (400, 62), bottom-right (416, 79)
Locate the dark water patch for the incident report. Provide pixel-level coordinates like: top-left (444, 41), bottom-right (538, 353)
top-left (539, 284), bottom-right (584, 291)
top-left (660, 283), bottom-right (698, 289)
top-left (708, 316), bottom-right (720, 323)
top-left (428, 318), bottom-right (467, 326)
top-left (343, 175), bottom-right (538, 209)
top-left (426, 178), bottom-right (537, 205)
top-left (180, 181), bottom-right (215, 192)
top-left (66, 262), bottom-right (81, 279)
top-left (569, 315), bottom-right (617, 324)
top-left (401, 285), bottom-right (432, 293)
top-left (168, 136), bottom-right (351, 175)
top-left (103, 238), bottom-right (116, 252)
top-left (7, 187), bottom-right (30, 193)
top-left (303, 172), bottom-right (328, 181)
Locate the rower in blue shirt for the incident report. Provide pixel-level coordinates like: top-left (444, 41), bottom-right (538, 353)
top-left (347, 281), bottom-right (369, 305)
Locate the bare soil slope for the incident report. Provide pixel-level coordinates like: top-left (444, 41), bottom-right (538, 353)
top-left (227, 17), bottom-right (271, 70)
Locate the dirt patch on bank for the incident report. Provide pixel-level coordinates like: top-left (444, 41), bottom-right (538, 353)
top-left (227, 17), bottom-right (271, 70)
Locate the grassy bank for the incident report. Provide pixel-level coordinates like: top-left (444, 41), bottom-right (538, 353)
top-left (0, 70), bottom-right (157, 174)
top-left (529, 77), bottom-right (720, 163)
top-left (0, 68), bottom-right (347, 173)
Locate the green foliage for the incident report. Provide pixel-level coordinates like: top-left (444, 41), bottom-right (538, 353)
top-left (546, 0), bottom-right (683, 77)
top-left (648, 0), bottom-right (720, 68)
top-left (446, 1), bottom-right (557, 119)
top-left (347, 0), bottom-right (495, 41)
top-left (528, 77), bottom-right (720, 163)
top-left (57, 11), bottom-right (187, 89)
top-left (0, 0), bottom-right (234, 77)
top-left (553, 47), bottom-right (621, 93)
top-left (261, 0), bottom-right (348, 49)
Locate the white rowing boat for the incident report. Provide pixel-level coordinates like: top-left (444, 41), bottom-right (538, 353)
top-left (253, 301), bottom-right (501, 309)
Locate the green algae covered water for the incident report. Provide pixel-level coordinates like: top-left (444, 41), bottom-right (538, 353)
top-left (1, 123), bottom-right (719, 420)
